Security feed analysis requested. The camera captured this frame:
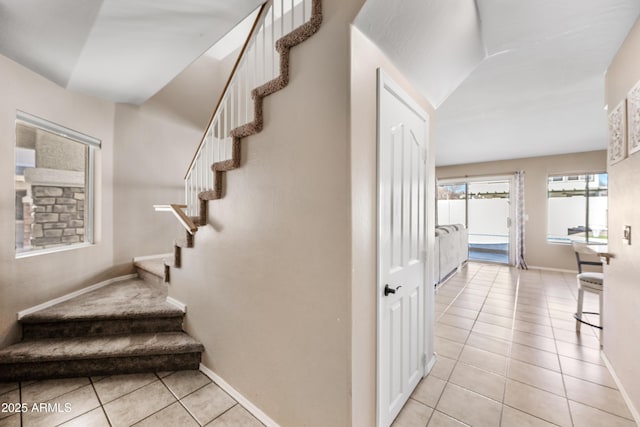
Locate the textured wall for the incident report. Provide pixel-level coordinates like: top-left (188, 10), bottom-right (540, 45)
top-left (603, 15), bottom-right (640, 420)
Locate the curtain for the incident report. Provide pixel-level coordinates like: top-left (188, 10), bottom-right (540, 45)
top-left (514, 171), bottom-right (528, 269)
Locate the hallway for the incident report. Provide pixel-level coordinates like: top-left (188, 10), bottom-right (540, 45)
top-left (393, 262), bottom-right (636, 427)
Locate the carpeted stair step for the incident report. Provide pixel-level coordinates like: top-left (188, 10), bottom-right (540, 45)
top-left (20, 279), bottom-right (184, 340)
top-left (0, 332), bottom-right (204, 382)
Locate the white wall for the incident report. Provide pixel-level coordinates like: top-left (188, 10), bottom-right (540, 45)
top-left (603, 14), bottom-right (640, 420)
top-left (0, 54), bottom-right (115, 347)
top-left (112, 54), bottom-right (234, 267)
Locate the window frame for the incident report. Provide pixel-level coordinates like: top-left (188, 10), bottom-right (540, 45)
top-left (14, 111), bottom-right (101, 258)
top-left (546, 171), bottom-right (608, 245)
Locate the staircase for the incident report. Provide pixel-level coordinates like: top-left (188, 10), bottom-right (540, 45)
top-left (159, 0), bottom-right (323, 278)
top-left (0, 261), bottom-right (203, 382)
top-left (0, 0), bottom-right (322, 382)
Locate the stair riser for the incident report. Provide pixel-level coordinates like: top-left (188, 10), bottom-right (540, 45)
top-left (136, 268), bottom-right (165, 286)
top-left (22, 317), bottom-right (184, 340)
top-left (0, 352), bottom-right (202, 382)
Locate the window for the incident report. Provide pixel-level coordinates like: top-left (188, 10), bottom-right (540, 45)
top-left (14, 112), bottom-right (100, 257)
top-left (547, 173), bottom-right (608, 244)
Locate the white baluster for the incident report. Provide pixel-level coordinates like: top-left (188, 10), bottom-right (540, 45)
top-left (303, 0), bottom-right (306, 23)
top-left (290, 0), bottom-right (294, 33)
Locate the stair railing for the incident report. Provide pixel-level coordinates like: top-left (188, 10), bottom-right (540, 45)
top-left (184, 0), bottom-right (316, 217)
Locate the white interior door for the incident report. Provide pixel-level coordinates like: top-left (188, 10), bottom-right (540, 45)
top-left (377, 69), bottom-right (429, 427)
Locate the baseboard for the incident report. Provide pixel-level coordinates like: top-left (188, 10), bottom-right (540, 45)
top-left (166, 296), bottom-right (186, 313)
top-left (425, 352), bottom-right (436, 375)
top-left (199, 363), bottom-right (280, 427)
top-left (527, 265), bottom-right (577, 274)
top-left (17, 274), bottom-right (138, 320)
top-left (132, 253), bottom-right (173, 262)
top-left (601, 352), bottom-right (640, 424)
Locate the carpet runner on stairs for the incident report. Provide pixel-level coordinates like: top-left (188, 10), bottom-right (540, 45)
top-left (0, 269), bottom-right (203, 382)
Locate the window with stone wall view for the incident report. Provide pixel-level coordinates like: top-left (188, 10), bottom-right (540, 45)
top-left (15, 112), bottom-right (99, 256)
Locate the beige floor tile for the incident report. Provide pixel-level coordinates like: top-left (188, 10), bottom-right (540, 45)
top-left (472, 321), bottom-right (513, 341)
top-left (427, 410), bottom-right (467, 426)
top-left (93, 373), bottom-right (157, 404)
top-left (553, 328), bottom-right (601, 349)
top-left (515, 311), bottom-right (551, 326)
top-left (477, 312), bottom-right (513, 329)
top-left (459, 346), bottom-right (507, 375)
top-left (465, 332), bottom-right (511, 357)
top-left (434, 336), bottom-right (464, 360)
top-left (569, 400), bottom-right (636, 426)
top-left (206, 404), bottom-right (264, 427)
top-left (513, 320), bottom-right (554, 338)
top-left (481, 305), bottom-right (515, 319)
top-left (412, 375), bottom-right (447, 408)
top-left (443, 305), bottom-right (479, 320)
top-left (0, 414), bottom-right (20, 427)
top-left (507, 359), bottom-right (565, 396)
top-left (515, 304), bottom-right (548, 316)
top-left (563, 375), bottom-right (633, 419)
top-left (511, 330), bottom-right (556, 353)
top-left (0, 383), bottom-right (18, 395)
top-left (500, 405), bottom-right (556, 426)
top-left (103, 380), bottom-right (175, 427)
top-left (451, 299), bottom-right (484, 311)
top-left (559, 356), bottom-right (616, 389)
top-left (509, 343), bottom-right (560, 372)
top-left (555, 341), bottom-right (604, 365)
top-left (21, 377), bottom-right (90, 404)
top-left (161, 370), bottom-right (211, 399)
top-left (436, 383), bottom-right (501, 427)
top-left (392, 399), bottom-right (433, 427)
top-left (550, 317), bottom-right (579, 331)
top-left (435, 324), bottom-right (470, 344)
top-left (503, 380), bottom-right (572, 427)
top-left (22, 384), bottom-right (101, 427)
top-left (429, 356), bottom-right (457, 381)
top-left (438, 314), bottom-right (475, 331)
top-left (59, 408), bottom-right (110, 427)
top-left (449, 362), bottom-right (506, 402)
top-left (180, 382), bottom-right (236, 425)
top-left (135, 402), bottom-right (199, 427)
top-left (0, 389), bottom-right (20, 420)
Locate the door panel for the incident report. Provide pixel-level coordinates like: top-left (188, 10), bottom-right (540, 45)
top-left (377, 70), bottom-right (429, 427)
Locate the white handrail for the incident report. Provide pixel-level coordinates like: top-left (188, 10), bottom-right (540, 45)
top-left (183, 0), bottom-right (314, 217)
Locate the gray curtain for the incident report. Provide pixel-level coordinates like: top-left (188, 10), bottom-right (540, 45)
top-left (515, 171), bottom-right (528, 269)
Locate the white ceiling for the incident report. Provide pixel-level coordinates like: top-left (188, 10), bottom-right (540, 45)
top-left (355, 0), bottom-right (640, 166)
top-left (0, 0), bottom-right (263, 104)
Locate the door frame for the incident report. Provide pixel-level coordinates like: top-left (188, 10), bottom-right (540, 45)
top-left (438, 174), bottom-right (516, 265)
top-left (376, 68), bottom-right (431, 427)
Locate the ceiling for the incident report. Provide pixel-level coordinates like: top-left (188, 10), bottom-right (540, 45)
top-left (0, 0), bottom-right (263, 104)
top-left (2, 0), bottom-right (639, 165)
top-left (355, 0), bottom-right (640, 166)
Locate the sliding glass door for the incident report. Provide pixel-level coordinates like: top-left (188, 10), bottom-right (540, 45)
top-left (438, 177), bottom-right (514, 265)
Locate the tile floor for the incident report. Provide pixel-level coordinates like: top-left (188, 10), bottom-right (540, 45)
top-left (0, 370), bottom-right (264, 427)
top-left (393, 262), bottom-right (637, 427)
top-left (1, 262), bottom-right (636, 427)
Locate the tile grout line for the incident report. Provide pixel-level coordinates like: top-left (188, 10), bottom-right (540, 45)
top-left (497, 268), bottom-right (521, 426)
top-left (544, 272), bottom-right (576, 427)
top-left (430, 264), bottom-right (506, 426)
top-left (88, 376), bottom-right (113, 427)
top-left (157, 372), bottom-right (208, 426)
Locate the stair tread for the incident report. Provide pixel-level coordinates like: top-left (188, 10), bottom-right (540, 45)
top-left (0, 332), bottom-right (203, 363)
top-left (134, 259), bottom-right (167, 278)
top-left (20, 279), bottom-right (182, 323)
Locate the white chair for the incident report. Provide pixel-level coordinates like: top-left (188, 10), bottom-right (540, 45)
top-left (572, 242), bottom-right (603, 346)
